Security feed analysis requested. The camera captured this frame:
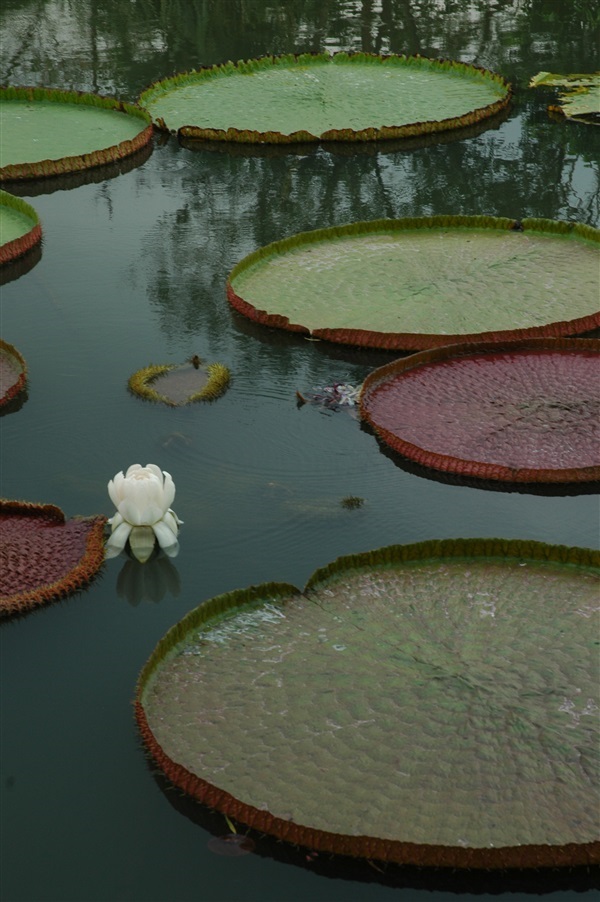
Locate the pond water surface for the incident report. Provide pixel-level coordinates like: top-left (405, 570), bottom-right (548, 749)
top-left (1, 2), bottom-right (599, 901)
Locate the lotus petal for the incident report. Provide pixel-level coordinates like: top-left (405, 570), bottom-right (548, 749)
top-left (104, 520), bottom-right (132, 558)
top-left (152, 519), bottom-right (179, 555)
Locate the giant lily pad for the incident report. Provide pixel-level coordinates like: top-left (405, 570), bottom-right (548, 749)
top-left (530, 72), bottom-right (600, 125)
top-left (0, 339), bottom-right (27, 410)
top-left (140, 52), bottom-right (511, 143)
top-left (0, 86), bottom-right (153, 181)
top-left (136, 538), bottom-right (599, 869)
top-left (0, 191), bottom-right (41, 264)
top-left (128, 358), bottom-right (230, 406)
top-left (360, 338), bottom-right (599, 484)
top-left (0, 501), bottom-right (106, 617)
top-left (227, 216), bottom-right (599, 350)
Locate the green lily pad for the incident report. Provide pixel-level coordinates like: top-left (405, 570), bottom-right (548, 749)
top-left (530, 72), bottom-right (600, 124)
top-left (140, 52), bottom-right (511, 143)
top-left (0, 339), bottom-right (27, 410)
top-left (136, 538), bottom-right (599, 869)
top-left (227, 216), bottom-right (599, 351)
top-left (0, 500), bottom-right (106, 617)
top-left (128, 359), bottom-right (231, 406)
top-left (0, 191), bottom-right (41, 265)
top-left (0, 86), bottom-right (153, 180)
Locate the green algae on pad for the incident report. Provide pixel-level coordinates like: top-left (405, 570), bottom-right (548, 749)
top-left (128, 360), bottom-right (230, 406)
top-left (140, 52), bottom-right (511, 142)
top-left (530, 72), bottom-right (599, 124)
top-left (227, 216), bottom-right (600, 350)
top-left (0, 86), bottom-right (153, 180)
top-left (360, 338), bottom-right (600, 485)
top-left (0, 191), bottom-right (41, 264)
top-left (136, 538), bottom-right (599, 869)
top-left (0, 500), bottom-right (106, 617)
top-left (0, 339), bottom-right (27, 409)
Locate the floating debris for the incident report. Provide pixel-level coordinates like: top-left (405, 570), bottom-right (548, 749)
top-left (296, 382), bottom-right (361, 413)
top-left (340, 495), bottom-right (364, 509)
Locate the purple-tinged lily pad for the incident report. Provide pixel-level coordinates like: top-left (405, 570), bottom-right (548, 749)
top-left (0, 500), bottom-right (106, 617)
top-left (360, 337), bottom-right (599, 484)
top-left (135, 538), bottom-right (599, 870)
top-left (128, 359), bottom-right (230, 406)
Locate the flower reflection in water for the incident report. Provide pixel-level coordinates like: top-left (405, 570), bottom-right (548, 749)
top-left (116, 553), bottom-right (181, 606)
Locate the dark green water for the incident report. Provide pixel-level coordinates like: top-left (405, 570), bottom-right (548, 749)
top-left (1, 2), bottom-right (599, 900)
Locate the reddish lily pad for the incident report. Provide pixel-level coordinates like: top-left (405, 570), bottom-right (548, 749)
top-left (0, 86), bottom-right (153, 181)
top-left (0, 191), bottom-right (41, 265)
top-left (128, 359), bottom-right (230, 406)
top-left (0, 500), bottom-right (106, 617)
top-left (140, 52), bottom-right (511, 143)
top-left (136, 538), bottom-right (599, 869)
top-left (0, 339), bottom-right (27, 410)
top-left (227, 216), bottom-right (599, 351)
top-left (360, 338), bottom-right (599, 484)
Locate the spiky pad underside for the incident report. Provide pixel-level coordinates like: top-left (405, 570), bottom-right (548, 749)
top-left (0, 191), bottom-right (41, 264)
top-left (227, 217), bottom-right (599, 350)
top-left (128, 361), bottom-right (230, 405)
top-left (136, 538), bottom-right (599, 869)
top-left (0, 339), bottom-right (27, 407)
top-left (360, 338), bottom-right (599, 484)
top-left (141, 52), bottom-right (510, 142)
top-left (0, 87), bottom-right (153, 180)
top-left (0, 501), bottom-right (106, 616)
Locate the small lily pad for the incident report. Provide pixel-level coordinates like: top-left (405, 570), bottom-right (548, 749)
top-left (0, 86), bottom-right (153, 181)
top-left (0, 501), bottom-right (106, 617)
top-left (359, 337), bottom-right (600, 484)
top-left (128, 359), bottom-right (230, 406)
top-left (0, 191), bottom-right (41, 265)
top-left (227, 216), bottom-right (599, 351)
top-left (0, 339), bottom-right (27, 410)
top-left (136, 538), bottom-right (599, 869)
top-left (140, 52), bottom-right (511, 143)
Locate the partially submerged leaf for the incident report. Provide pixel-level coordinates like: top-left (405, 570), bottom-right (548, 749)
top-left (529, 72), bottom-right (598, 88)
top-left (136, 538), bottom-right (599, 869)
top-left (529, 71), bottom-right (600, 123)
top-left (207, 834), bottom-right (255, 857)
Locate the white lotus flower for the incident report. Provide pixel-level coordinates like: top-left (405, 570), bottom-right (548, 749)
top-left (105, 464), bottom-right (183, 563)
